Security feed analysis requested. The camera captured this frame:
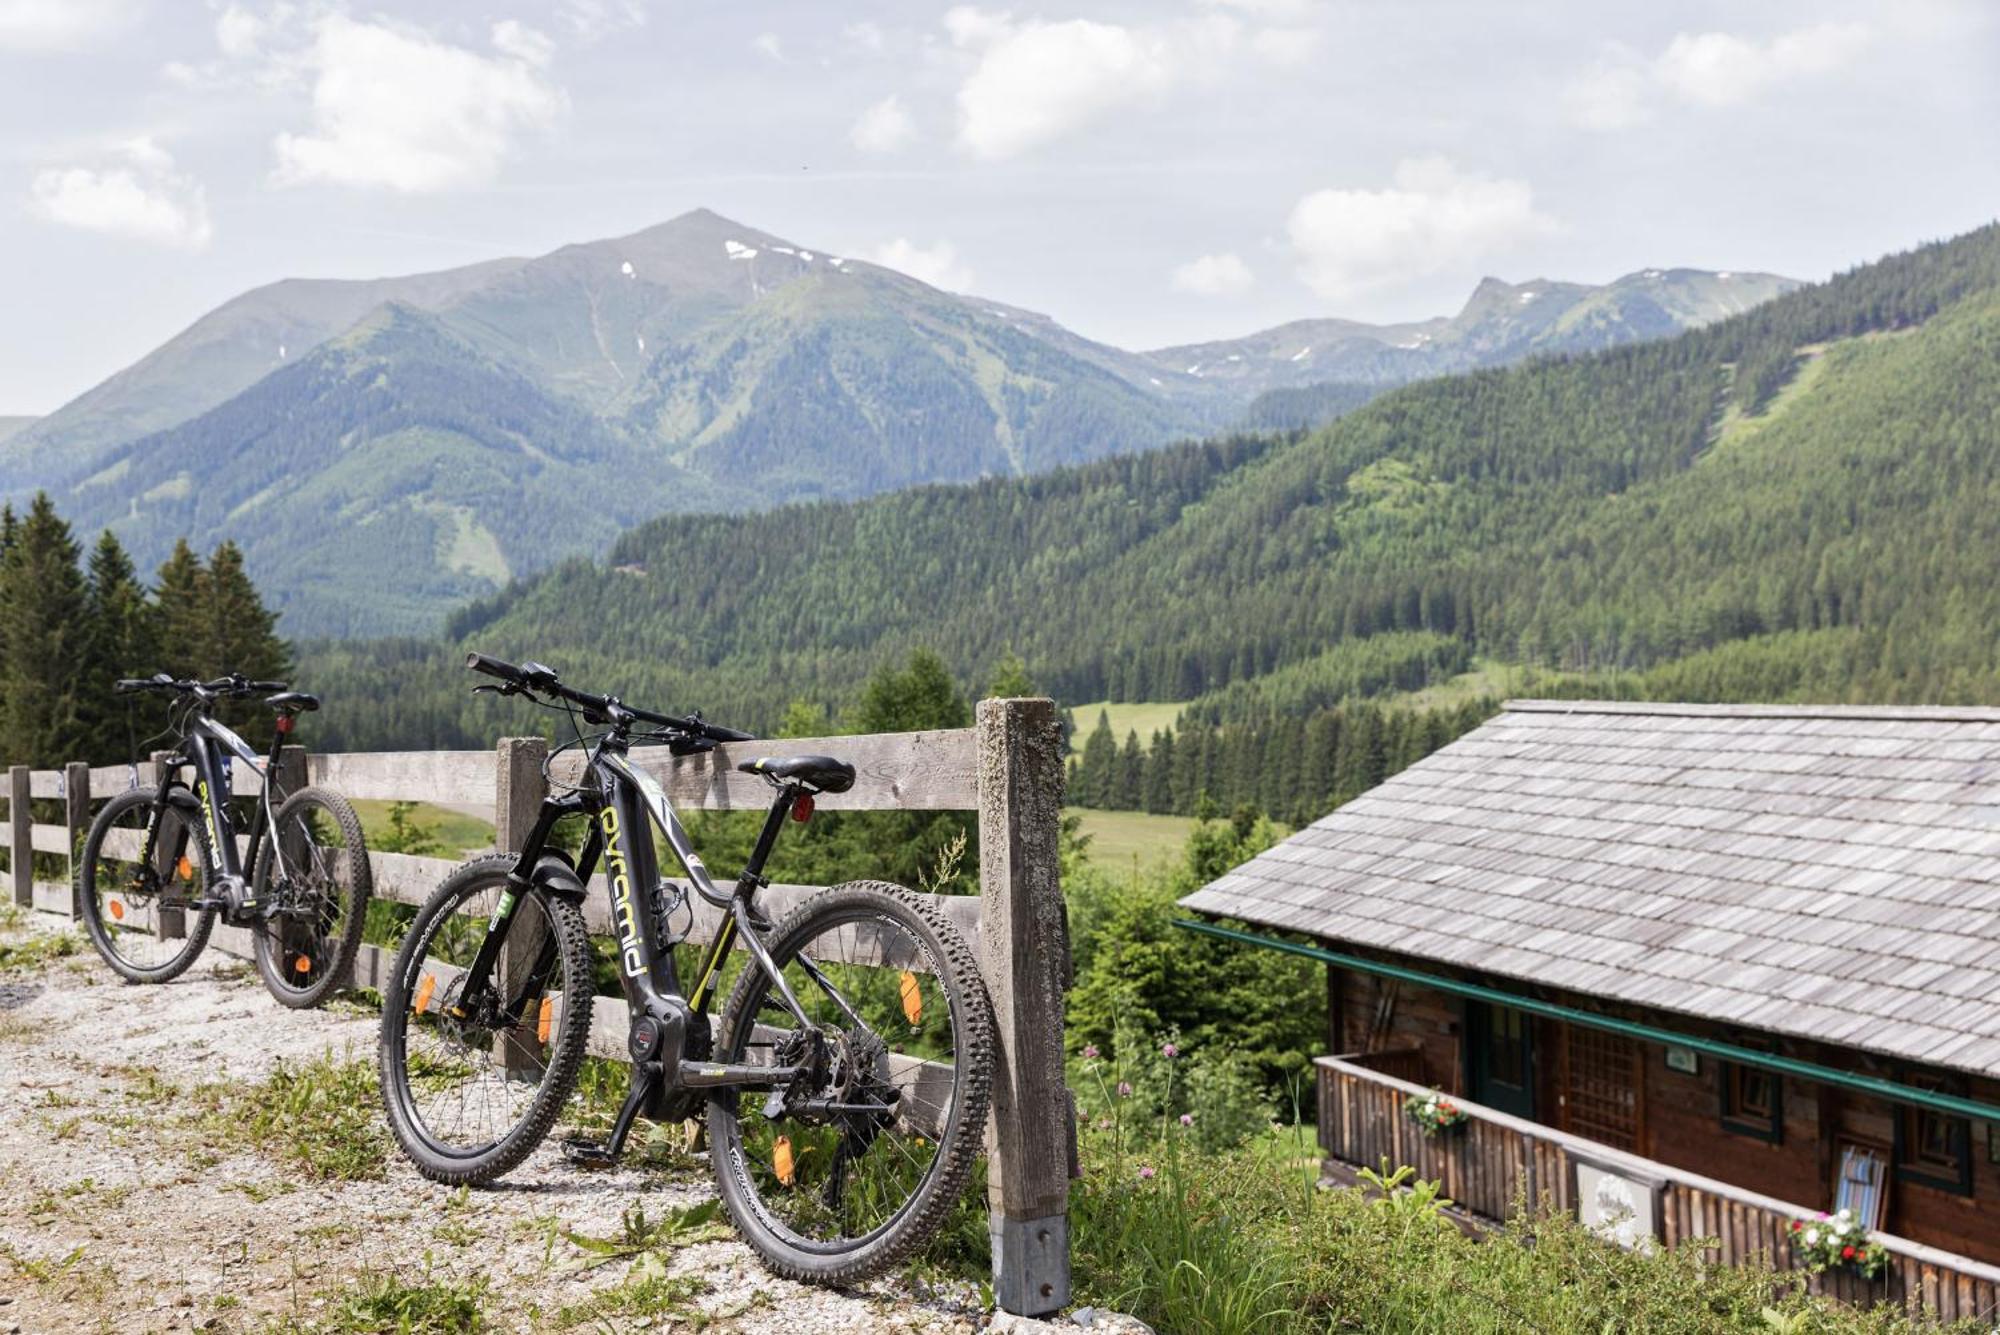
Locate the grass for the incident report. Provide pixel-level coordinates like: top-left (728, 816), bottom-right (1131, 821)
top-left (0, 930), bottom-right (79, 973)
top-left (350, 799), bottom-right (495, 857)
top-left (1062, 1133), bottom-right (1985, 1335)
top-left (1065, 700), bottom-right (1187, 746)
top-left (1068, 808), bottom-right (1200, 877)
top-left (199, 1052), bottom-right (388, 1181)
top-left (273, 1263), bottom-right (491, 1334)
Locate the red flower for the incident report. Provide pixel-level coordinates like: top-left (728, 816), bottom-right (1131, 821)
top-left (1790, 1221), bottom-right (1802, 1232)
top-left (1842, 1246), bottom-right (1855, 1260)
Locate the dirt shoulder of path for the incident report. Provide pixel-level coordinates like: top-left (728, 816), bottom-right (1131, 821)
top-left (0, 909), bottom-right (1030, 1335)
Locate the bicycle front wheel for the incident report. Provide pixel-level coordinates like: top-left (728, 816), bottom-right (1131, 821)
top-left (252, 786), bottom-right (372, 1009)
top-left (709, 881), bottom-right (994, 1285)
top-left (377, 853), bottom-right (595, 1184)
top-left (76, 786), bottom-right (216, 983)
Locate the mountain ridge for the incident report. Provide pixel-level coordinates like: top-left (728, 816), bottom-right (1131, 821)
top-left (5, 208), bottom-right (1799, 634)
top-left (290, 222), bottom-right (2000, 750)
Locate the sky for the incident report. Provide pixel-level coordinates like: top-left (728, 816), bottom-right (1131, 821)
top-left (0, 0), bottom-right (1995, 416)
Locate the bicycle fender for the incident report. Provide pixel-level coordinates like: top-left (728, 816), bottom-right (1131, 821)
top-left (528, 854), bottom-right (588, 905)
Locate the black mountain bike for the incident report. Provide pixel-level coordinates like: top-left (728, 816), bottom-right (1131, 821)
top-left (76, 673), bottom-right (372, 1008)
top-left (377, 654), bottom-right (994, 1284)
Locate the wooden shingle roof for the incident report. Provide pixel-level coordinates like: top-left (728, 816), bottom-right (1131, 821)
top-left (1179, 700), bottom-right (2000, 1079)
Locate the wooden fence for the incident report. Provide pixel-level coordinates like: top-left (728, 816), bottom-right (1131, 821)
top-left (1318, 1056), bottom-right (2000, 1324)
top-left (3, 698), bottom-right (1074, 1316)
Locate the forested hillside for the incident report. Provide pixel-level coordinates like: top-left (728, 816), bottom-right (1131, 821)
top-left (8, 209), bottom-right (1789, 637)
top-left (301, 224), bottom-right (2000, 772)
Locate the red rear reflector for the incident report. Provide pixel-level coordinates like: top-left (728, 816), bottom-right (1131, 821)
top-left (275, 714), bottom-right (294, 734)
top-left (792, 795), bottom-right (814, 822)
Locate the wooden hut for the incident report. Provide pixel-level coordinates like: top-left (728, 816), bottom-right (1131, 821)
top-left (1181, 701), bottom-right (2000, 1315)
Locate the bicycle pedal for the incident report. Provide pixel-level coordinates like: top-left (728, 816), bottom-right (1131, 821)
top-left (561, 1136), bottom-right (620, 1170)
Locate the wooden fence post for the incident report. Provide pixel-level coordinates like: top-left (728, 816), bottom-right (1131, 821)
top-left (494, 737), bottom-right (548, 1073)
top-left (63, 761), bottom-right (90, 917)
top-left (10, 765), bottom-right (29, 909)
top-left (976, 696), bottom-right (1072, 1317)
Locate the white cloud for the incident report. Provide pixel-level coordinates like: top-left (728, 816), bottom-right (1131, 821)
top-left (0, 0), bottom-right (136, 51)
top-left (556, 0), bottom-right (645, 44)
top-left (271, 16), bottom-right (565, 193)
top-left (1565, 23), bottom-right (1872, 129)
top-left (1655, 23), bottom-right (1871, 107)
top-left (1562, 55), bottom-right (1652, 131)
top-left (843, 21), bottom-right (886, 53)
top-left (850, 95), bottom-right (916, 154)
top-left (1171, 252), bottom-right (1255, 296)
top-left (31, 138), bottom-right (212, 249)
top-left (871, 238), bottom-right (975, 292)
top-left (951, 12), bottom-right (1187, 159)
top-left (751, 31), bottom-right (783, 62)
top-left (1286, 157), bottom-right (1557, 299)
top-left (492, 19), bottom-right (555, 68)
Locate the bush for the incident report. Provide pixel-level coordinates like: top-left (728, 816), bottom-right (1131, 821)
top-left (1068, 1124), bottom-right (1980, 1335)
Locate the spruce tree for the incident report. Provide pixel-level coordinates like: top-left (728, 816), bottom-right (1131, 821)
top-left (0, 494), bottom-right (88, 766)
top-left (80, 531), bottom-right (156, 758)
top-left (153, 538), bottom-right (209, 677)
top-left (1071, 711), bottom-right (1110, 808)
top-left (1118, 729), bottom-right (1144, 809)
top-left (205, 541), bottom-right (290, 683)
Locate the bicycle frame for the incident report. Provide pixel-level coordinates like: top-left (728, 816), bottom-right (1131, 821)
top-left (145, 711), bottom-right (287, 898)
top-left (457, 731), bottom-right (828, 1100)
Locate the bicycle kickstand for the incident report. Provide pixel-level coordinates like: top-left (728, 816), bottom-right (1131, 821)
top-left (562, 1061), bottom-right (660, 1169)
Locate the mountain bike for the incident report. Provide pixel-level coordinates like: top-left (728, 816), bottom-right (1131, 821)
top-left (377, 653), bottom-right (994, 1284)
top-left (76, 673), bottom-right (373, 1008)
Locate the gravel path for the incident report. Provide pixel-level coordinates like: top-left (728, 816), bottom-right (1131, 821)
top-left (0, 909), bottom-right (1027, 1334)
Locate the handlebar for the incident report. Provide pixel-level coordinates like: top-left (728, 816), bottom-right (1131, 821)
top-left (114, 672), bottom-right (291, 699)
top-left (464, 652), bottom-right (754, 743)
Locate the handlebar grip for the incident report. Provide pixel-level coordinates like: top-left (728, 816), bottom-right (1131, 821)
top-left (249, 680), bottom-right (289, 692)
top-left (465, 652), bottom-right (523, 682)
top-left (113, 678), bottom-right (151, 694)
top-left (704, 722), bottom-right (756, 743)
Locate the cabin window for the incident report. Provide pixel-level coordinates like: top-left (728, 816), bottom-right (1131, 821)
top-left (1893, 1077), bottom-right (1973, 1196)
top-left (1719, 1061), bottom-right (1782, 1144)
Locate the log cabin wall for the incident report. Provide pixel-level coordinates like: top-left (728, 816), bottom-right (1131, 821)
top-left (1326, 956), bottom-right (2000, 1267)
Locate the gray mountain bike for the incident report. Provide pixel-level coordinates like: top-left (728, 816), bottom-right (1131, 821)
top-left (376, 654), bottom-right (994, 1284)
top-left (76, 672), bottom-right (371, 1008)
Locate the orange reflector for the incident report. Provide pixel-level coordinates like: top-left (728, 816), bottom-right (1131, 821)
top-left (772, 1136), bottom-right (795, 1186)
top-left (899, 971), bottom-right (922, 1026)
top-left (175, 856), bottom-right (193, 882)
top-left (414, 974), bottom-right (436, 1014)
top-left (108, 899), bottom-right (125, 922)
top-left (537, 996), bottom-right (554, 1044)
top-left (293, 955), bottom-right (313, 975)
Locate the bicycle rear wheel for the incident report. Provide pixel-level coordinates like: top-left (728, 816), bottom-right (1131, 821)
top-left (377, 853), bottom-right (595, 1184)
top-left (708, 881), bottom-right (994, 1284)
top-left (76, 786), bottom-right (216, 984)
top-left (252, 786), bottom-right (372, 1009)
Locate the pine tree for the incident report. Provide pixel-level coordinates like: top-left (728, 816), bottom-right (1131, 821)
top-left (205, 541), bottom-right (290, 684)
top-left (0, 494), bottom-right (89, 766)
top-left (984, 650), bottom-right (1037, 699)
top-left (1077, 710), bottom-right (1116, 808)
top-left (1144, 730), bottom-right (1175, 814)
top-left (852, 647), bottom-right (969, 734)
top-left (1118, 729), bottom-right (1145, 810)
top-left (80, 531), bottom-right (156, 758)
top-left (153, 538), bottom-right (209, 677)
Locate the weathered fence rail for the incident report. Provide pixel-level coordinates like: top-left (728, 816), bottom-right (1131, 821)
top-left (3, 698), bottom-right (1074, 1315)
top-left (1318, 1056), bottom-right (2000, 1323)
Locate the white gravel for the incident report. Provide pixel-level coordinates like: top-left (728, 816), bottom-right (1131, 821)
top-left (0, 910), bottom-right (1005, 1334)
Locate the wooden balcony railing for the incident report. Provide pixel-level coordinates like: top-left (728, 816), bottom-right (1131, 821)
top-left (1318, 1056), bottom-right (2000, 1324)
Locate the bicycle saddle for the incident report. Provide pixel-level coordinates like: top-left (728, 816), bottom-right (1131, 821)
top-left (265, 691), bottom-right (321, 713)
top-left (736, 755), bottom-right (856, 793)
